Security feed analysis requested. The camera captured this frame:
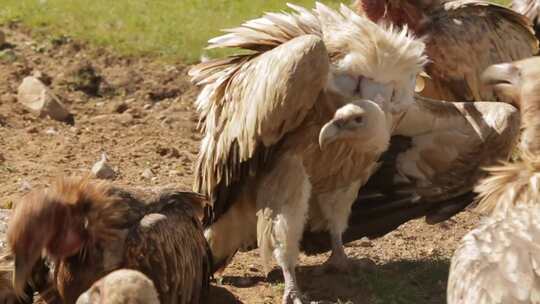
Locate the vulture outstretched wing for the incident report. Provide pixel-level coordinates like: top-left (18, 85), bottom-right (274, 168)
top-left (302, 96), bottom-right (520, 253)
top-left (190, 34), bottom-right (330, 226)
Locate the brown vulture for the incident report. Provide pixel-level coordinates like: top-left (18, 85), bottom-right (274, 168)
top-left (6, 177), bottom-right (211, 304)
top-left (190, 3), bottom-right (428, 303)
top-left (355, 0), bottom-right (538, 102)
top-left (448, 57), bottom-right (540, 304)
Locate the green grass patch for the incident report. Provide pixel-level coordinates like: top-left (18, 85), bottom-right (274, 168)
top-left (0, 0), bottom-right (342, 62)
top-left (0, 0), bottom-right (513, 62)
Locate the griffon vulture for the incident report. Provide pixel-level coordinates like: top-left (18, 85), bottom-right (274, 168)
top-left (76, 269), bottom-right (160, 304)
top-left (448, 57), bottom-right (540, 304)
top-left (301, 94), bottom-right (520, 254)
top-left (512, 0), bottom-right (540, 39)
top-left (189, 3), bottom-right (427, 303)
top-left (355, 0), bottom-right (539, 102)
top-left (6, 177), bottom-right (211, 304)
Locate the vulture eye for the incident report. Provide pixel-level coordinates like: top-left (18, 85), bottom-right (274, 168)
top-left (354, 117), bottom-right (364, 124)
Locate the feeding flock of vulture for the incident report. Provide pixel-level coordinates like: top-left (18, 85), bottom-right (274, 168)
top-left (3, 0), bottom-right (540, 303)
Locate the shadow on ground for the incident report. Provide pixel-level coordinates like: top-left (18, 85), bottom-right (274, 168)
top-left (207, 257), bottom-right (451, 304)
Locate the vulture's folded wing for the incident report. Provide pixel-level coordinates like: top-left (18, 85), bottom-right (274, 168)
top-left (420, 0), bottom-right (538, 102)
top-left (301, 96), bottom-right (520, 254)
top-left (124, 193), bottom-right (211, 304)
top-left (190, 11), bottom-right (330, 226)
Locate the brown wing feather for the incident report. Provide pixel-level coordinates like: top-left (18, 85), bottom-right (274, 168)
top-left (123, 191), bottom-right (211, 304)
top-left (191, 34), bottom-right (329, 227)
top-left (420, 1), bottom-right (538, 101)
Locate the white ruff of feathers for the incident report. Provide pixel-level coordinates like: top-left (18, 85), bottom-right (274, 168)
top-left (190, 2), bottom-right (428, 130)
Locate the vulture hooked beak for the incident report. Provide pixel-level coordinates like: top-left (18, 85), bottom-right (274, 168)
top-left (319, 119), bottom-right (343, 149)
top-left (481, 63), bottom-right (519, 104)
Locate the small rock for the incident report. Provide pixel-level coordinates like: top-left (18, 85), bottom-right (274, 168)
top-left (143, 104), bottom-right (153, 110)
top-left (91, 153), bottom-right (116, 180)
top-left (17, 76), bottom-right (74, 124)
top-left (45, 127), bottom-right (58, 135)
top-left (141, 168), bottom-right (154, 180)
top-left (19, 180), bottom-right (32, 192)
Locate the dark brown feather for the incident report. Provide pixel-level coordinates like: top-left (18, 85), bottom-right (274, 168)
top-left (6, 177), bottom-right (211, 304)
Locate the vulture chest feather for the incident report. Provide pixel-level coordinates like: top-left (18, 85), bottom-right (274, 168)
top-left (282, 108), bottom-right (383, 194)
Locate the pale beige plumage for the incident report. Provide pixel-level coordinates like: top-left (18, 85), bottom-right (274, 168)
top-left (447, 57), bottom-right (540, 304)
top-left (512, 0), bottom-right (540, 39)
top-left (448, 204), bottom-right (540, 304)
top-left (356, 0), bottom-right (538, 102)
top-left (76, 269), bottom-right (160, 304)
top-left (190, 3), bottom-right (427, 303)
top-left (301, 94), bottom-right (520, 253)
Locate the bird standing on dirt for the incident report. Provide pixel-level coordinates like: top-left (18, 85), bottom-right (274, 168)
top-left (190, 3), bottom-right (427, 303)
top-left (356, 0), bottom-right (538, 102)
top-left (7, 177), bottom-right (211, 304)
top-left (447, 57), bottom-right (540, 303)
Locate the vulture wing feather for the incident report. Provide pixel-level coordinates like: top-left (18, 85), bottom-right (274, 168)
top-left (191, 32), bottom-right (330, 227)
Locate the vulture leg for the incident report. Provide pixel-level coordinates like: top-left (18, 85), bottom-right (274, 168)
top-left (256, 156), bottom-right (311, 304)
top-left (315, 181), bottom-right (362, 273)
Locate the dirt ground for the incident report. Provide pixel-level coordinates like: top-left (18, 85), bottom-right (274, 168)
top-left (0, 24), bottom-right (483, 304)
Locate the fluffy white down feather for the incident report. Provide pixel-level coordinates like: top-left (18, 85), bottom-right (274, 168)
top-left (448, 204), bottom-right (540, 304)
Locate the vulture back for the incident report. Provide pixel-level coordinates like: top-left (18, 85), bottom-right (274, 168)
top-left (6, 178), bottom-right (211, 304)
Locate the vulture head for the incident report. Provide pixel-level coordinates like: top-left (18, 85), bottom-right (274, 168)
top-left (319, 98), bottom-right (389, 150)
top-left (7, 177), bottom-right (129, 296)
top-left (320, 3), bottom-right (428, 114)
top-left (482, 57), bottom-right (540, 154)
